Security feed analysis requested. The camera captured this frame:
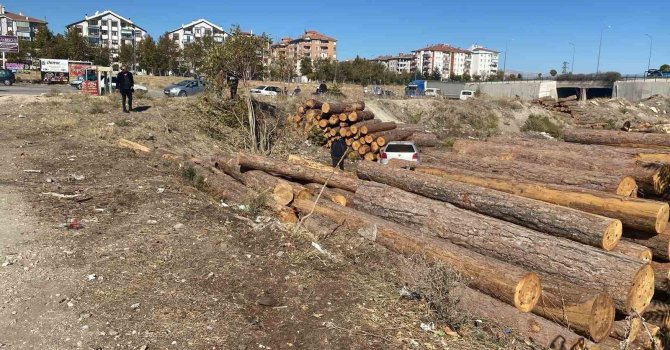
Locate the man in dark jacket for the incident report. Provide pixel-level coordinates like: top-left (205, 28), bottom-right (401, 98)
top-left (227, 72), bottom-right (239, 99)
top-left (330, 137), bottom-right (347, 170)
top-left (117, 66), bottom-right (134, 113)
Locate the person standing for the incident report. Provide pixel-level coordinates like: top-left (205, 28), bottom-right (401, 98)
top-left (330, 137), bottom-right (347, 170)
top-left (228, 72), bottom-right (239, 99)
top-left (117, 66), bottom-right (134, 113)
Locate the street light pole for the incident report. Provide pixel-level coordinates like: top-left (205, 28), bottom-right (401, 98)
top-left (569, 42), bottom-right (575, 74)
top-left (596, 25), bottom-right (610, 74)
top-left (645, 34), bottom-right (652, 73)
top-left (502, 41), bottom-right (508, 80)
top-left (132, 25), bottom-right (137, 73)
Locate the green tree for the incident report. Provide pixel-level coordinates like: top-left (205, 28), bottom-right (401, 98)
top-left (119, 43), bottom-right (133, 67)
top-left (299, 57), bottom-right (313, 77)
top-left (473, 74), bottom-right (481, 82)
top-left (156, 33), bottom-right (180, 75)
top-left (660, 64), bottom-right (670, 72)
top-left (203, 26), bottom-right (271, 83)
top-left (64, 28), bottom-right (91, 61)
top-left (182, 36), bottom-right (215, 74)
top-left (430, 69), bottom-right (441, 81)
top-left (517, 73), bottom-right (523, 80)
top-left (463, 73), bottom-right (472, 82)
top-left (137, 35), bottom-right (158, 74)
top-left (550, 69), bottom-right (558, 77)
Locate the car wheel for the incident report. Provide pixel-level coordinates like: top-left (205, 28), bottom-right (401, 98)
top-left (3, 80), bottom-right (10, 86)
top-left (178, 91), bottom-right (187, 97)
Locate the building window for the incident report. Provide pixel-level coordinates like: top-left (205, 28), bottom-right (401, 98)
top-left (112, 31), bottom-right (118, 37)
top-left (112, 21), bottom-right (119, 27)
top-left (205, 29), bottom-right (212, 36)
top-left (112, 40), bottom-right (118, 45)
top-left (173, 33), bottom-right (180, 41)
top-left (102, 30), bottom-right (108, 35)
top-left (195, 28), bottom-right (201, 34)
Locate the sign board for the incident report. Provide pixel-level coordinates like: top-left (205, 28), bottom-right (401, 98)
top-left (40, 59), bottom-right (69, 83)
top-left (0, 35), bottom-right (19, 53)
top-left (82, 80), bottom-right (99, 96)
top-left (68, 62), bottom-right (92, 82)
top-left (6, 62), bottom-right (27, 71)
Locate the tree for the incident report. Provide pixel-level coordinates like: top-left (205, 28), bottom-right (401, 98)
top-left (660, 64), bottom-right (670, 72)
top-left (538, 73), bottom-right (543, 79)
top-left (517, 73), bottom-right (523, 80)
top-left (119, 43), bottom-right (133, 67)
top-left (473, 74), bottom-right (481, 82)
top-left (182, 36), bottom-right (215, 74)
top-left (299, 57), bottom-right (313, 77)
top-left (550, 69), bottom-right (558, 77)
top-left (204, 26), bottom-right (270, 83)
top-left (137, 35), bottom-right (158, 74)
top-left (463, 73), bottom-right (472, 82)
top-left (156, 33), bottom-right (180, 75)
top-left (431, 68), bottom-right (442, 81)
top-left (64, 28), bottom-right (91, 61)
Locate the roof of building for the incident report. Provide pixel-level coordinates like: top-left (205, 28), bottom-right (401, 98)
top-left (65, 10), bottom-right (147, 32)
top-left (413, 44), bottom-right (470, 54)
top-left (1, 11), bottom-right (47, 24)
top-left (297, 30), bottom-right (336, 42)
top-left (167, 18), bottom-right (225, 34)
top-left (470, 46), bottom-right (499, 53)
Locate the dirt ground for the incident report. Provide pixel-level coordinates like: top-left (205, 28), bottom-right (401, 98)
top-left (0, 92), bottom-right (529, 349)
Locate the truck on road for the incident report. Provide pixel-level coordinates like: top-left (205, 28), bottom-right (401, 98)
top-left (405, 80), bottom-right (475, 100)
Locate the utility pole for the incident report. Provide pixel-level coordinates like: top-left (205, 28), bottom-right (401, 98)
top-left (569, 42), bottom-right (575, 74)
top-left (596, 25), bottom-right (610, 74)
top-left (561, 61), bottom-right (569, 74)
top-left (645, 34), bottom-right (652, 74)
top-left (502, 41), bottom-right (508, 80)
top-left (132, 25), bottom-right (137, 73)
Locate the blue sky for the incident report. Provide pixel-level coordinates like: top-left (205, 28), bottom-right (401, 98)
top-left (4, 0), bottom-right (669, 75)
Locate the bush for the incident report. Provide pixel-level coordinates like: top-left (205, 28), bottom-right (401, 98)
top-left (521, 114), bottom-right (562, 138)
top-left (88, 102), bottom-right (106, 114)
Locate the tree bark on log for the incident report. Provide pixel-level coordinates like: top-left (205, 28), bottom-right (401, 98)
top-left (622, 229), bottom-right (670, 261)
top-left (291, 198), bottom-right (541, 312)
top-left (238, 153), bottom-right (362, 192)
top-left (610, 241), bottom-right (652, 263)
top-left (356, 161), bottom-right (622, 250)
top-left (322, 101), bottom-right (365, 114)
top-left (287, 155), bottom-right (357, 178)
top-left (564, 129), bottom-right (670, 150)
top-left (651, 262), bottom-right (670, 294)
top-left (359, 122), bottom-right (397, 135)
top-left (347, 110), bottom-right (375, 122)
top-left (304, 99), bottom-right (323, 109)
top-left (374, 129), bottom-right (416, 147)
top-left (413, 166), bottom-right (668, 233)
top-left (352, 182), bottom-right (654, 313)
top-left (195, 165), bottom-right (255, 203)
top-left (407, 132), bottom-right (439, 147)
top-left (449, 285), bottom-right (597, 350)
top-left (609, 317), bottom-right (641, 343)
top-left (421, 152), bottom-right (638, 197)
top-left (451, 139), bottom-right (670, 196)
top-left (304, 183), bottom-right (348, 206)
top-left (349, 119), bottom-right (381, 134)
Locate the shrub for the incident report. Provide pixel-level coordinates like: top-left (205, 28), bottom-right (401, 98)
top-left (521, 114), bottom-right (562, 138)
top-left (88, 102), bottom-right (106, 114)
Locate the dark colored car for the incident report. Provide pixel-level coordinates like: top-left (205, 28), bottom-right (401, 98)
top-left (0, 69), bottom-right (16, 86)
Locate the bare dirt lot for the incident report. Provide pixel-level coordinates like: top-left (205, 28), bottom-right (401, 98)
top-left (0, 92), bottom-right (525, 349)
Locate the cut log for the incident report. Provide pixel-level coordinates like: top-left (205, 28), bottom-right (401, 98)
top-left (357, 145), bottom-right (370, 156)
top-left (651, 262), bottom-right (670, 294)
top-left (352, 182), bottom-right (654, 313)
top-left (322, 101), bottom-right (365, 114)
top-left (291, 198), bottom-right (541, 311)
top-left (318, 119), bottom-right (328, 128)
top-left (363, 152), bottom-right (376, 161)
top-left (370, 141), bottom-right (380, 153)
top-left (118, 138), bottom-right (150, 153)
top-left (641, 300), bottom-right (670, 331)
top-left (304, 183), bottom-right (348, 206)
top-left (558, 95), bottom-right (578, 102)
top-left (304, 99), bottom-right (323, 109)
top-left (349, 119), bottom-right (381, 135)
top-left (623, 229), bottom-right (670, 261)
top-left (345, 138), bottom-right (354, 146)
top-left (328, 115), bottom-right (339, 125)
top-left (451, 139), bottom-right (670, 196)
top-left (305, 109), bottom-right (322, 120)
top-left (363, 135), bottom-right (374, 144)
top-left (238, 153), bottom-right (362, 192)
top-left (610, 241), bottom-right (652, 262)
top-left (609, 317), bottom-right (641, 343)
top-left (359, 122), bottom-right (396, 135)
top-left (338, 113), bottom-right (348, 122)
top-left (413, 166), bottom-right (668, 233)
top-left (347, 110), bottom-right (375, 122)
top-left (533, 273), bottom-right (614, 342)
top-left (374, 129), bottom-right (416, 147)
top-left (287, 155), bottom-right (356, 178)
top-left (237, 170), bottom-right (305, 206)
top-left (407, 132), bottom-right (439, 147)
top-left (351, 140), bottom-right (361, 151)
top-left (356, 162), bottom-right (623, 250)
top-left (564, 129), bottom-right (670, 150)
top-left (449, 285), bottom-right (597, 350)
top-left (421, 152), bottom-right (638, 197)
top-left (195, 166), bottom-right (255, 203)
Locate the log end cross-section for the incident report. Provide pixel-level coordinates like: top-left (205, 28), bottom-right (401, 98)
top-left (628, 264), bottom-right (655, 314)
top-left (515, 273), bottom-right (542, 313)
top-left (616, 176), bottom-right (638, 197)
top-left (603, 220), bottom-right (623, 251)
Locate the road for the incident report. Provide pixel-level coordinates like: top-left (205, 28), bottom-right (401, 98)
top-left (0, 83), bottom-right (163, 98)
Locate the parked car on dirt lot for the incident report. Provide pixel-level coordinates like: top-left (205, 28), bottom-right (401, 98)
top-left (250, 85), bottom-right (282, 96)
top-left (0, 69), bottom-right (16, 86)
top-left (163, 79), bottom-right (205, 97)
top-left (378, 141), bottom-right (420, 164)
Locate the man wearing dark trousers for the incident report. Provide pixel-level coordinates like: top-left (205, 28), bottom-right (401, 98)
top-left (117, 66), bottom-right (134, 113)
top-left (330, 137), bottom-right (347, 170)
top-left (228, 72), bottom-right (239, 99)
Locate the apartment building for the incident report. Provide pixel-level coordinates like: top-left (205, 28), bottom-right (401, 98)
top-left (270, 30), bottom-right (337, 75)
top-left (167, 19), bottom-right (227, 50)
top-left (0, 3), bottom-right (47, 41)
top-left (469, 45), bottom-right (499, 78)
top-left (412, 44), bottom-right (470, 79)
top-left (66, 10), bottom-right (147, 64)
top-left (372, 53), bottom-right (413, 74)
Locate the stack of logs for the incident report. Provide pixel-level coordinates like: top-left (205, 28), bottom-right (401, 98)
top-left (533, 95), bottom-right (585, 117)
top-left (181, 127), bottom-right (670, 349)
top-left (288, 98), bottom-right (438, 161)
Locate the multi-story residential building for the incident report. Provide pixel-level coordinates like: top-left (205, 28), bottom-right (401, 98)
top-left (167, 19), bottom-right (227, 50)
top-left (0, 3), bottom-right (47, 41)
top-left (65, 10), bottom-right (147, 65)
top-left (412, 44), bottom-right (471, 79)
top-left (270, 30), bottom-right (337, 75)
top-left (469, 45), bottom-right (499, 78)
top-left (372, 53), bottom-right (414, 74)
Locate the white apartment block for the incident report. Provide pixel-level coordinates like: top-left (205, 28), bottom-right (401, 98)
top-left (0, 3), bottom-right (47, 41)
top-left (373, 53), bottom-right (413, 74)
top-left (469, 45), bottom-right (499, 78)
top-left (167, 19), bottom-right (227, 50)
top-left (412, 44), bottom-right (471, 79)
top-left (66, 10), bottom-right (147, 64)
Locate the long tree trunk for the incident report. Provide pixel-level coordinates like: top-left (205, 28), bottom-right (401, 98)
top-left (356, 161), bottom-right (622, 250)
top-left (407, 132), bottom-right (439, 147)
top-left (353, 182), bottom-right (654, 313)
top-left (238, 153), bottom-right (362, 192)
top-left (623, 229), bottom-right (670, 261)
top-left (373, 129), bottom-right (416, 147)
top-left (322, 101), bottom-right (365, 114)
top-left (286, 155), bottom-right (357, 178)
top-left (304, 99), bottom-right (323, 109)
top-left (651, 262), bottom-right (670, 294)
top-left (610, 241), bottom-right (652, 263)
top-left (609, 317), bottom-right (641, 343)
top-left (291, 198), bottom-right (542, 312)
top-left (564, 129), bottom-right (670, 150)
top-left (349, 119), bottom-right (381, 134)
top-left (359, 121), bottom-right (397, 135)
top-left (413, 166), bottom-right (668, 233)
top-left (452, 139), bottom-right (670, 196)
top-left (347, 110), bottom-right (375, 122)
top-left (420, 152), bottom-right (638, 197)
top-left (303, 183), bottom-right (349, 206)
top-left (450, 285), bottom-right (598, 350)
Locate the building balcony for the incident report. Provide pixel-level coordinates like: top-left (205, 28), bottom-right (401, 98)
top-left (88, 25), bottom-right (100, 30)
top-left (88, 31), bottom-right (100, 37)
top-left (101, 25), bottom-right (108, 30)
top-left (16, 26), bottom-right (31, 32)
top-left (102, 35), bottom-right (109, 40)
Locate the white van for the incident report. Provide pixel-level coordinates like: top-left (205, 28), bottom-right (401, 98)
top-left (460, 90), bottom-right (475, 100)
top-left (425, 88), bottom-right (441, 97)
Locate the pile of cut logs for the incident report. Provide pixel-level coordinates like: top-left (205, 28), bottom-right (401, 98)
top-left (183, 127), bottom-right (670, 349)
top-left (533, 95), bottom-right (586, 116)
top-left (288, 99), bottom-right (438, 160)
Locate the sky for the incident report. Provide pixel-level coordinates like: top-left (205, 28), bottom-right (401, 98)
top-left (3, 0), bottom-right (669, 75)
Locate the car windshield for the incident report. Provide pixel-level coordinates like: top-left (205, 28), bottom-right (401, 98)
top-left (175, 80), bottom-right (191, 86)
top-left (255, 86), bottom-right (267, 90)
top-left (385, 144), bottom-right (416, 153)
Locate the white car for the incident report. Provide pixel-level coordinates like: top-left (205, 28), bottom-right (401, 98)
top-left (250, 85), bottom-right (282, 96)
top-left (425, 88), bottom-right (441, 97)
top-left (459, 90), bottom-right (475, 100)
top-left (378, 141), bottom-right (420, 165)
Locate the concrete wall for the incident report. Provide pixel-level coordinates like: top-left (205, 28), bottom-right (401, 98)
top-left (614, 80), bottom-right (670, 101)
top-left (465, 81), bottom-right (557, 100)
